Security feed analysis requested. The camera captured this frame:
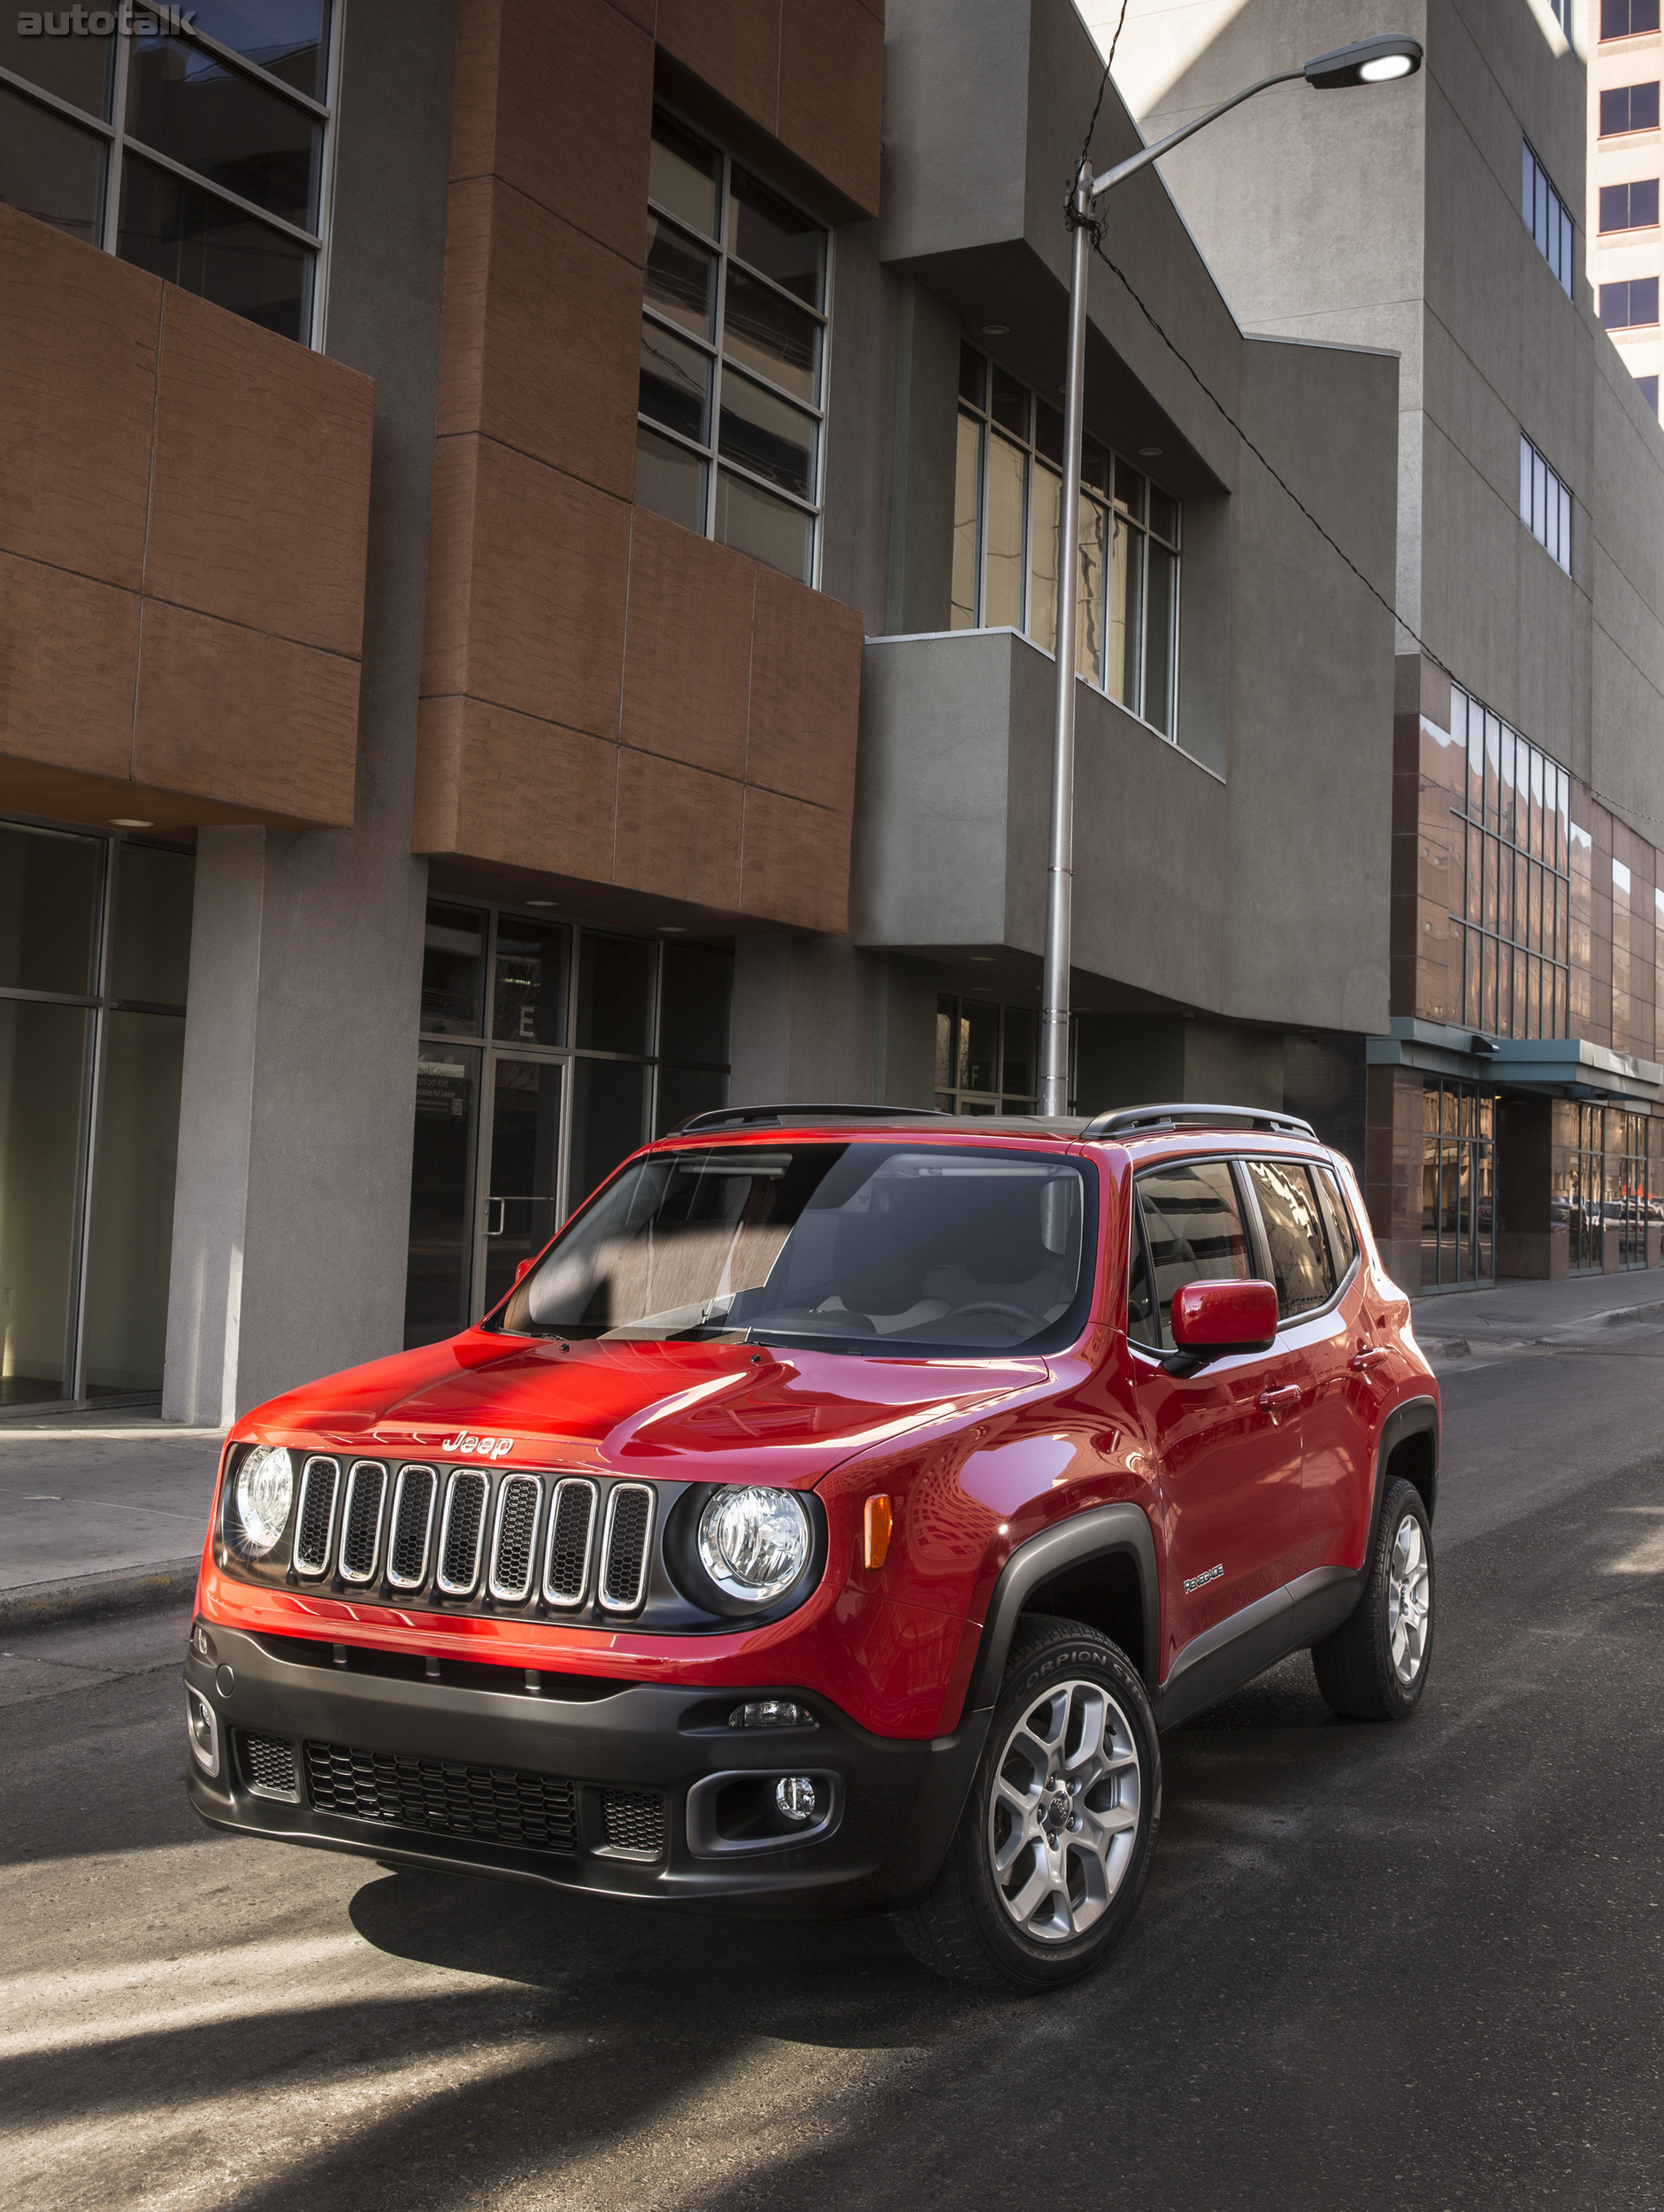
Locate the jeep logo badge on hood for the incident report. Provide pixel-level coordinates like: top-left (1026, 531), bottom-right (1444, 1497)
top-left (441, 1432), bottom-right (514, 1459)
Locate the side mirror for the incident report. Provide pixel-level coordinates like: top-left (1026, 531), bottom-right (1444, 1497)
top-left (513, 1258), bottom-right (534, 1286)
top-left (1168, 1279), bottom-right (1278, 1373)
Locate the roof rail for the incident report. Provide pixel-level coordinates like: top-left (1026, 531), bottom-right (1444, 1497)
top-left (673, 1103), bottom-right (951, 1135)
top-left (1081, 1102), bottom-right (1318, 1142)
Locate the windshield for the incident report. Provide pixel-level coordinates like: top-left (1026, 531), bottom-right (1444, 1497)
top-left (494, 1142), bottom-right (1095, 1356)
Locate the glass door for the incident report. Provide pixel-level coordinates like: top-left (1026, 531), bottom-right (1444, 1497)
top-left (479, 1056), bottom-right (565, 1318)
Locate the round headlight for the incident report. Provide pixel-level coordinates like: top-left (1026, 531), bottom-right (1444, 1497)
top-left (697, 1486), bottom-right (811, 1603)
top-left (233, 1446), bottom-right (294, 1556)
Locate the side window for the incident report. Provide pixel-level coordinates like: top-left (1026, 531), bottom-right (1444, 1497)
top-left (1127, 1200), bottom-right (1158, 1347)
top-left (1135, 1161), bottom-right (1254, 1351)
top-left (1244, 1160), bottom-right (1336, 1317)
top-left (1312, 1164), bottom-right (1359, 1279)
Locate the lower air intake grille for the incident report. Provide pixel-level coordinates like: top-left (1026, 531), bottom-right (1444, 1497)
top-left (303, 1740), bottom-right (578, 1855)
top-left (240, 1732), bottom-right (299, 1801)
top-left (601, 1484), bottom-right (654, 1610)
top-left (293, 1456), bottom-right (341, 1576)
top-left (489, 1475), bottom-right (541, 1601)
top-left (601, 1789), bottom-right (667, 1858)
top-left (437, 1471), bottom-right (489, 1594)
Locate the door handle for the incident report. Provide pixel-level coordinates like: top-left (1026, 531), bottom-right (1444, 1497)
top-left (1256, 1385), bottom-right (1301, 1411)
top-left (485, 1196), bottom-right (505, 1237)
top-left (1350, 1347), bottom-right (1391, 1371)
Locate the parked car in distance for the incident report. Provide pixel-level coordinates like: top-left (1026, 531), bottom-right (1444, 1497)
top-left (185, 1102), bottom-right (1438, 1993)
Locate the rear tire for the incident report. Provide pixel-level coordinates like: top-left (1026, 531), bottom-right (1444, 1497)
top-left (895, 1615), bottom-right (1160, 1993)
top-left (1312, 1477), bottom-right (1434, 1721)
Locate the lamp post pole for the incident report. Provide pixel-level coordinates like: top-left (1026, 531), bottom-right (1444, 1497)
top-left (1035, 35), bottom-right (1422, 1115)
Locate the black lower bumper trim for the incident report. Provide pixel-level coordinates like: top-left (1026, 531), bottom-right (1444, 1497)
top-left (185, 1624), bottom-right (985, 1917)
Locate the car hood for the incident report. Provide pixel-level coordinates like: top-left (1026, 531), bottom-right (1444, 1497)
top-left (237, 1330), bottom-right (1052, 1488)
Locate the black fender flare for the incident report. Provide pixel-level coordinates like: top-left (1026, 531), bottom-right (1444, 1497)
top-left (1371, 1394), bottom-right (1439, 1531)
top-left (962, 1502), bottom-right (1162, 1712)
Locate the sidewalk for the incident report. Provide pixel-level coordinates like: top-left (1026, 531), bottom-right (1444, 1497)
top-left (3, 1267), bottom-right (1661, 1632)
top-left (1408, 1268), bottom-right (1664, 1364)
top-left (0, 1409), bottom-right (223, 1633)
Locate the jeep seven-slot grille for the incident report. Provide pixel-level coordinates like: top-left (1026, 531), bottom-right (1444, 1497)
top-left (387, 1466), bottom-right (436, 1587)
top-left (543, 1479), bottom-right (596, 1605)
top-left (489, 1476), bottom-right (541, 1601)
top-left (437, 1471), bottom-right (489, 1594)
top-left (303, 1740), bottom-right (579, 1854)
top-left (602, 1485), bottom-right (655, 1610)
top-left (240, 1732), bottom-right (299, 1800)
top-left (339, 1462), bottom-right (387, 1583)
top-left (294, 1456), bottom-right (341, 1575)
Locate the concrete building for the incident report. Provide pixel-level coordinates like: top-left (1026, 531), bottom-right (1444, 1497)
top-left (1590, 0), bottom-right (1664, 412)
top-left (1101, 0), bottom-right (1664, 1288)
top-left (0, 0), bottom-right (1402, 1420)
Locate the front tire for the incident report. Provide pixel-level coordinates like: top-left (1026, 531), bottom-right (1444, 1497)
top-left (1312, 1476), bottom-right (1434, 1721)
top-left (896, 1616), bottom-right (1160, 1993)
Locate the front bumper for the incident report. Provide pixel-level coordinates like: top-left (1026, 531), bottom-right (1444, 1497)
top-left (184, 1624), bottom-right (985, 1917)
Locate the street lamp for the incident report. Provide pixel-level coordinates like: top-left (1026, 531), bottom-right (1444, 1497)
top-left (1037, 32), bottom-right (1423, 1114)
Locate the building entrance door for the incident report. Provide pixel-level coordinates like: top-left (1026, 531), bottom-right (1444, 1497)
top-left (480, 1056), bottom-right (564, 1318)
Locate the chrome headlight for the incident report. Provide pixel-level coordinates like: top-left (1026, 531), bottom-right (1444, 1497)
top-left (697, 1486), bottom-right (811, 1603)
top-left (232, 1445), bottom-right (294, 1557)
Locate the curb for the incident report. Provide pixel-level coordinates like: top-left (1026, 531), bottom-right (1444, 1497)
top-left (0, 1556), bottom-right (198, 1636)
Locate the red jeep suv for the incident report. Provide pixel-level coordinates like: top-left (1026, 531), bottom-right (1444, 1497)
top-left (185, 1102), bottom-right (1438, 1993)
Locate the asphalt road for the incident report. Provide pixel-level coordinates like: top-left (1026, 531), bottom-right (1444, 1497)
top-left (6, 1326), bottom-right (1664, 2211)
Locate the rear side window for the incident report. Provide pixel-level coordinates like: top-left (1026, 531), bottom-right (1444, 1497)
top-left (1244, 1160), bottom-right (1336, 1317)
top-left (1134, 1161), bottom-right (1254, 1350)
top-left (1312, 1164), bottom-right (1359, 1277)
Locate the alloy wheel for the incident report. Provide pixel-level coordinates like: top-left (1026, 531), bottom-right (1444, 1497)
top-left (1387, 1511), bottom-right (1431, 1686)
top-left (986, 1678), bottom-right (1141, 1943)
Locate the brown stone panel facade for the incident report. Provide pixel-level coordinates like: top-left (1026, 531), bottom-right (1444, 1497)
top-left (416, 0), bottom-right (869, 936)
top-left (0, 205), bottom-right (374, 833)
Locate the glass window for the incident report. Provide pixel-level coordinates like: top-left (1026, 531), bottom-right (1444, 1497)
top-left (0, 1000), bottom-right (89, 1404)
top-left (636, 106), bottom-right (827, 582)
top-left (492, 917), bottom-right (570, 1047)
top-left (935, 996), bottom-right (1041, 1114)
top-left (405, 1042), bottom-right (479, 1348)
top-left (1312, 1164), bottom-right (1359, 1276)
top-left (3, 12), bottom-right (116, 111)
top-left (1601, 81), bottom-right (1661, 135)
top-left (0, 824), bottom-right (101, 997)
top-left (0, 82), bottom-right (106, 245)
top-left (658, 943), bottom-right (732, 1065)
top-left (1519, 434), bottom-right (1572, 576)
top-left (953, 344), bottom-right (1182, 739)
top-left (502, 1143), bottom-right (1092, 1357)
top-left (1604, 0), bottom-right (1662, 34)
top-left (111, 845), bottom-right (194, 1006)
top-left (1600, 179), bottom-right (1660, 232)
top-left (576, 933), bottom-right (655, 1056)
top-left (570, 1056), bottom-right (649, 1210)
top-left (1136, 1159), bottom-right (1254, 1350)
top-left (420, 902), bottom-right (486, 1036)
top-left (4, 5), bottom-right (335, 342)
top-left (1522, 141), bottom-right (1574, 294)
top-left (81, 1009), bottom-right (186, 1392)
top-left (1244, 1159), bottom-right (1336, 1317)
top-left (1127, 1201), bottom-right (1158, 1347)
top-left (125, 27), bottom-right (323, 230)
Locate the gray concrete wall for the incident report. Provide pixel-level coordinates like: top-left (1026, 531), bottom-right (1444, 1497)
top-left (163, 0), bottom-right (456, 1423)
top-left (728, 935), bottom-right (879, 1106)
top-left (1111, 0), bottom-right (1664, 858)
top-left (820, 218), bottom-right (897, 634)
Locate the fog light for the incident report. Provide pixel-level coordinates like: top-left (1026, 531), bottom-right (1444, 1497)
top-left (728, 1700), bottom-right (813, 1729)
top-left (185, 1686), bottom-right (219, 1777)
top-left (776, 1775), bottom-right (817, 1823)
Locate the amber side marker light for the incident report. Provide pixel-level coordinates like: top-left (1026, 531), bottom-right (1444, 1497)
top-left (863, 1494), bottom-right (893, 1571)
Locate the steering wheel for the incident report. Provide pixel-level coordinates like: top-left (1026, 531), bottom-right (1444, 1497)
top-left (950, 1302), bottom-right (1039, 1328)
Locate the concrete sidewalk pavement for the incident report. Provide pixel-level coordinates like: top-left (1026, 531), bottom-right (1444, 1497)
top-left (0, 1411), bottom-right (222, 1632)
top-left (3, 1266), bottom-right (1660, 1632)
